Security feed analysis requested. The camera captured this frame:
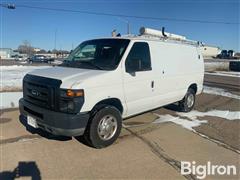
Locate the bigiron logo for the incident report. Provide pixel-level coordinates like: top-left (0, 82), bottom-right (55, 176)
top-left (181, 161), bottom-right (237, 179)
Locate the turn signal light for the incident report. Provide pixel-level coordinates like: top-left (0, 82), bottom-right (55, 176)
top-left (66, 89), bottom-right (84, 97)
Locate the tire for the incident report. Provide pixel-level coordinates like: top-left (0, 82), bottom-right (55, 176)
top-left (84, 105), bottom-right (122, 148)
top-left (178, 88), bottom-right (196, 112)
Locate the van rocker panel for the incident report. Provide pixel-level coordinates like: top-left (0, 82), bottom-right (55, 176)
top-left (19, 98), bottom-right (89, 137)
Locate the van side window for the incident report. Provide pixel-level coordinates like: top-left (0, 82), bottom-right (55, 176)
top-left (125, 42), bottom-right (151, 72)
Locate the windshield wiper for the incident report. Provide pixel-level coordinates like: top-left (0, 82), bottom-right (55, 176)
top-left (59, 60), bottom-right (104, 70)
top-left (77, 61), bottom-right (103, 70)
top-left (59, 60), bottom-right (72, 67)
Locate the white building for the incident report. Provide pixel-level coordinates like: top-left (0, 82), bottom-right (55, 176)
top-left (0, 48), bottom-right (14, 59)
top-left (200, 45), bottom-right (221, 58)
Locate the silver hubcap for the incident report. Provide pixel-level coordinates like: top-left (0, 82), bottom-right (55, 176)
top-left (187, 94), bottom-right (194, 108)
top-left (97, 115), bottom-right (117, 141)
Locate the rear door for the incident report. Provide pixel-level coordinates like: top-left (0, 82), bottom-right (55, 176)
top-left (123, 42), bottom-right (155, 117)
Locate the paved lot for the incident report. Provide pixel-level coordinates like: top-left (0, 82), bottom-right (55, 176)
top-left (0, 72), bottom-right (240, 179)
top-left (0, 91), bottom-right (239, 179)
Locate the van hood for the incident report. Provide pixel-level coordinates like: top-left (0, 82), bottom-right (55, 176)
top-left (28, 66), bottom-right (108, 87)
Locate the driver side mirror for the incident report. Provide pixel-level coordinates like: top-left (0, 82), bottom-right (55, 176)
top-left (126, 58), bottom-right (142, 73)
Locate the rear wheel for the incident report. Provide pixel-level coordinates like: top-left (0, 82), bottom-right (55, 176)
top-left (178, 88), bottom-right (196, 112)
top-left (84, 105), bottom-right (122, 148)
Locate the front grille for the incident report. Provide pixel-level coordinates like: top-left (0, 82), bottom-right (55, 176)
top-left (23, 74), bottom-right (62, 110)
top-left (24, 81), bottom-right (50, 107)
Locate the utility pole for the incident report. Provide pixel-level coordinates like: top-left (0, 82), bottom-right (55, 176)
top-left (54, 29), bottom-right (57, 58)
top-left (54, 29), bottom-right (57, 50)
top-left (117, 17), bottom-right (130, 35)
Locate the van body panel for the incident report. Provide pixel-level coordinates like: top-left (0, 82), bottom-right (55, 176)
top-left (121, 39), bottom-right (204, 117)
top-left (28, 66), bottom-right (109, 89)
top-left (121, 40), bottom-right (156, 117)
top-left (78, 69), bottom-right (127, 114)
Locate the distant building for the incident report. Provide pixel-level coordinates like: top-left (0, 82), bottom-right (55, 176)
top-left (0, 48), bottom-right (15, 59)
top-left (200, 45), bottom-right (221, 58)
top-left (234, 52), bottom-right (240, 58)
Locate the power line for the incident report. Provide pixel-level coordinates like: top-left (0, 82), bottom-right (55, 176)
top-left (16, 4), bottom-right (239, 25)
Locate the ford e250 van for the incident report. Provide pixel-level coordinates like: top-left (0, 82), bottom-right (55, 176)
top-left (19, 28), bottom-right (204, 148)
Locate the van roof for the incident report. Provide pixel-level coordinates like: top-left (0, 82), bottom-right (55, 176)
top-left (93, 35), bottom-right (200, 47)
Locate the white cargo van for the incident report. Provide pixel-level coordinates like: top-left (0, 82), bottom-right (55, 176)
top-left (19, 28), bottom-right (204, 148)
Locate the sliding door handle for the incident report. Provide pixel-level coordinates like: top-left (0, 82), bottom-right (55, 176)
top-left (151, 81), bottom-right (154, 88)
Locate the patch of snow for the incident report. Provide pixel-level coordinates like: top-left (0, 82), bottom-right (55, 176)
top-left (205, 71), bottom-right (240, 77)
top-left (19, 61), bottom-right (28, 64)
top-left (153, 114), bottom-right (207, 131)
top-left (0, 92), bottom-right (23, 109)
top-left (52, 60), bottom-right (63, 65)
top-left (154, 110), bottom-right (239, 131)
top-left (203, 86), bottom-right (240, 100)
top-left (0, 65), bottom-right (49, 91)
top-left (177, 110), bottom-right (240, 121)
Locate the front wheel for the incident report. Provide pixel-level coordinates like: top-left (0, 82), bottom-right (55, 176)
top-left (178, 88), bottom-right (196, 112)
top-left (84, 106), bottom-right (122, 148)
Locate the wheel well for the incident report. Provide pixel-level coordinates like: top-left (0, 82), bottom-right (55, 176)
top-left (188, 84), bottom-right (197, 94)
top-left (92, 98), bottom-right (124, 114)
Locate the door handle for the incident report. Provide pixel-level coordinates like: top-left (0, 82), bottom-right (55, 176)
top-left (151, 81), bottom-right (154, 88)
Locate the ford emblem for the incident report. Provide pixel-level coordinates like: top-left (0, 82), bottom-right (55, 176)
top-left (31, 89), bottom-right (40, 96)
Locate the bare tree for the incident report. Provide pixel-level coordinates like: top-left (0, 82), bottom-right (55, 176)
top-left (18, 40), bottom-right (34, 55)
top-left (38, 49), bottom-right (47, 54)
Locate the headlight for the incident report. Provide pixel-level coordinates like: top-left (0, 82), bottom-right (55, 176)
top-left (59, 99), bottom-right (75, 112)
top-left (59, 89), bottom-right (84, 114)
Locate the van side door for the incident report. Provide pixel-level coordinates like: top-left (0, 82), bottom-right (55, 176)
top-left (123, 42), bottom-right (155, 117)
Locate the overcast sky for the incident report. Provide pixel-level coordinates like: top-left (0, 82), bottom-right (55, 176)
top-left (1, 0), bottom-right (239, 51)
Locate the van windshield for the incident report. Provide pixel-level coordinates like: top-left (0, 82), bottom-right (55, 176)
top-left (60, 39), bottom-right (130, 70)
